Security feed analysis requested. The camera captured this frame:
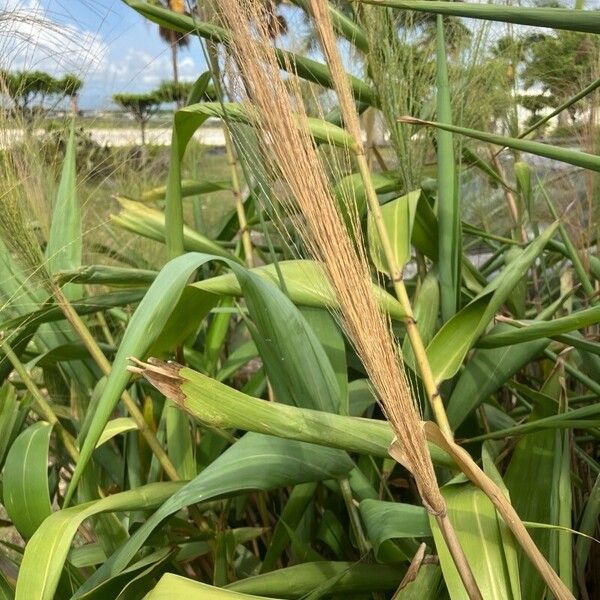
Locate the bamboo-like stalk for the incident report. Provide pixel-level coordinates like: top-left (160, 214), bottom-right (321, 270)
top-left (211, 0), bottom-right (485, 595)
top-left (0, 334), bottom-right (80, 463)
top-left (306, 4), bottom-right (575, 600)
top-left (306, 5), bottom-right (480, 595)
top-left (307, 0), bottom-right (452, 440)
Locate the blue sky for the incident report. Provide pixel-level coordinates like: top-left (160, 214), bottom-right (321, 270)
top-left (2, 0), bottom-right (207, 109)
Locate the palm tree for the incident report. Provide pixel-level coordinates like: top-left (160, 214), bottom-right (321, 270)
top-left (156, 0), bottom-right (189, 90)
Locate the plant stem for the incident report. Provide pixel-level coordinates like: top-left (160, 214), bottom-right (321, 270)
top-left (435, 513), bottom-right (483, 600)
top-left (339, 477), bottom-right (371, 557)
top-left (356, 147), bottom-right (453, 439)
top-left (53, 285), bottom-right (180, 481)
top-left (0, 334), bottom-right (80, 462)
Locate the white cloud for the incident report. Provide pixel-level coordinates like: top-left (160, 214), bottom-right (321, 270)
top-left (105, 47), bottom-right (198, 90)
top-left (0, 0), bottom-right (109, 76)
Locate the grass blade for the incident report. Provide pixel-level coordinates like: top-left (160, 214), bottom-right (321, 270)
top-left (357, 1), bottom-right (600, 34)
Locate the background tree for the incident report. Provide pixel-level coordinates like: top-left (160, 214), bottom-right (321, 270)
top-left (522, 31), bottom-right (600, 124)
top-left (59, 74), bottom-right (83, 115)
top-left (112, 92), bottom-right (162, 145)
top-left (155, 80), bottom-right (216, 106)
top-left (0, 70), bottom-right (83, 118)
top-left (154, 0), bottom-right (189, 93)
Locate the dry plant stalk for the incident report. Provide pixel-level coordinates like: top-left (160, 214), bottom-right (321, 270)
top-left (307, 0), bottom-right (453, 439)
top-left (307, 4), bottom-right (573, 599)
top-left (217, 0), bottom-right (444, 517)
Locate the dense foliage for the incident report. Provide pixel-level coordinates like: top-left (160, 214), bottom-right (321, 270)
top-left (1, 1), bottom-right (599, 599)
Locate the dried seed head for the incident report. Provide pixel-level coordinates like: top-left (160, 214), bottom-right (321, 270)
top-left (217, 0), bottom-right (445, 515)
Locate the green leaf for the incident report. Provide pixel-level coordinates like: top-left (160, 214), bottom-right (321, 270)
top-left (45, 122), bottom-right (81, 300)
top-left (65, 253), bottom-right (225, 505)
top-left (123, 0), bottom-right (377, 105)
top-left (430, 481), bottom-right (521, 600)
top-left (447, 325), bottom-right (548, 429)
top-left (16, 482), bottom-right (184, 600)
top-left (238, 270), bottom-right (341, 413)
top-left (96, 418), bottom-right (138, 448)
top-left (504, 372), bottom-right (563, 600)
top-left (402, 118), bottom-right (600, 173)
top-left (357, 0), bottom-right (600, 34)
top-left (147, 574), bottom-right (280, 599)
top-left (368, 190), bottom-right (420, 273)
top-left (359, 499), bottom-right (431, 560)
top-left (193, 260), bottom-right (406, 320)
top-left (137, 361), bottom-right (454, 468)
top-left (229, 561), bottom-right (405, 597)
top-left (112, 198), bottom-right (240, 263)
top-left (3, 421), bottom-right (53, 539)
top-left (0, 383), bottom-right (26, 469)
top-left (140, 179), bottom-right (231, 202)
top-left (426, 222), bottom-right (558, 384)
top-left (74, 433), bottom-right (353, 595)
top-left (477, 305), bottom-right (600, 348)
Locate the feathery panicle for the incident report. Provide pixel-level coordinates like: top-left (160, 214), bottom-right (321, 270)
top-left (217, 0), bottom-right (445, 515)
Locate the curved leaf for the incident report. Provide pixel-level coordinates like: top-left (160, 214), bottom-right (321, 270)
top-left (74, 433), bottom-right (353, 595)
top-left (359, 1), bottom-right (600, 34)
top-left (3, 421), bottom-right (53, 539)
top-left (16, 482), bottom-right (184, 600)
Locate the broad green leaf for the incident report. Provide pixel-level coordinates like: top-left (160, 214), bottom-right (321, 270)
top-left (3, 421), bottom-right (53, 539)
top-left (504, 371), bottom-right (563, 600)
top-left (358, 0), bottom-right (600, 34)
top-left (335, 171), bottom-right (401, 218)
top-left (136, 361), bottom-right (454, 468)
top-left (426, 223), bottom-right (558, 384)
top-left (111, 198), bottom-right (240, 263)
top-left (477, 305), bottom-right (600, 348)
top-left (147, 574), bottom-right (280, 600)
top-left (140, 179), bottom-right (231, 202)
top-left (0, 383), bottom-right (26, 469)
top-left (431, 481), bottom-right (521, 600)
top-left (15, 482), bottom-right (184, 600)
top-left (359, 499), bottom-right (431, 560)
top-left (368, 190), bottom-right (420, 273)
top-left (301, 307), bottom-right (348, 414)
top-left (96, 418), bottom-right (138, 448)
top-left (193, 260), bottom-right (406, 320)
top-left (447, 333), bottom-right (548, 429)
top-left (238, 270), bottom-right (341, 413)
top-left (65, 253), bottom-right (225, 505)
top-left (260, 482), bottom-right (317, 573)
top-left (79, 547), bottom-right (175, 600)
top-left (46, 123), bottom-right (81, 300)
top-left (229, 561), bottom-right (405, 596)
top-left (74, 434), bottom-right (353, 595)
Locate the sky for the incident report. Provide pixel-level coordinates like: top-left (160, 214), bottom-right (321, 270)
top-left (1, 0), bottom-right (207, 109)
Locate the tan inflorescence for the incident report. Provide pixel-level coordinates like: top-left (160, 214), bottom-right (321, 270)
top-left (217, 0), bottom-right (445, 516)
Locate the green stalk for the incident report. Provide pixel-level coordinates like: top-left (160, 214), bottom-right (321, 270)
top-left (435, 15), bottom-right (460, 322)
top-left (0, 335), bottom-right (79, 463)
top-left (53, 286), bottom-right (180, 483)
